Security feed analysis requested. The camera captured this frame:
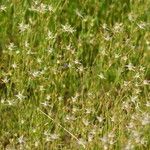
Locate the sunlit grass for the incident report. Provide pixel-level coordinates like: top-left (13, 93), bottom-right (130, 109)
top-left (0, 0), bottom-right (150, 149)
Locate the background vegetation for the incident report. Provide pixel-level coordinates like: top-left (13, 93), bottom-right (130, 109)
top-left (0, 0), bottom-right (150, 149)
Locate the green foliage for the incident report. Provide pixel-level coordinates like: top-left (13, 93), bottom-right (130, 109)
top-left (0, 0), bottom-right (150, 149)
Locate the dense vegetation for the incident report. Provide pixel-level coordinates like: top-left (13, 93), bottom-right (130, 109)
top-left (0, 0), bottom-right (150, 149)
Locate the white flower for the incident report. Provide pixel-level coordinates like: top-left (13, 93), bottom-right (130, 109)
top-left (97, 116), bottom-right (103, 123)
top-left (2, 77), bottom-right (9, 83)
top-left (130, 96), bottom-right (138, 103)
top-left (0, 5), bottom-right (7, 12)
top-left (103, 35), bottom-right (112, 41)
top-left (98, 73), bottom-right (106, 79)
top-left (146, 101), bottom-right (150, 107)
top-left (126, 63), bottom-right (135, 71)
top-left (141, 113), bottom-right (150, 125)
top-left (7, 99), bottom-right (15, 106)
top-left (31, 71), bottom-right (40, 77)
top-left (18, 135), bottom-right (25, 144)
top-left (101, 135), bottom-right (108, 144)
top-left (137, 22), bottom-right (147, 29)
top-left (82, 119), bottom-right (89, 126)
top-left (12, 63), bottom-right (17, 69)
top-left (113, 23), bottom-right (123, 33)
top-left (46, 31), bottom-right (56, 40)
top-left (65, 114), bottom-right (76, 121)
top-left (47, 5), bottom-right (53, 12)
top-left (8, 42), bottom-right (16, 51)
top-left (77, 138), bottom-right (86, 148)
top-left (34, 141), bottom-right (39, 147)
top-left (134, 73), bottom-right (140, 79)
top-left (124, 141), bottom-right (134, 150)
top-left (61, 24), bottom-right (75, 33)
top-left (41, 101), bottom-right (49, 107)
top-left (16, 92), bottom-right (26, 100)
top-left (18, 22), bottom-right (29, 33)
top-left (50, 133), bottom-right (59, 140)
top-left (46, 95), bottom-right (51, 100)
top-left (88, 133), bottom-right (94, 142)
top-left (143, 80), bottom-right (150, 85)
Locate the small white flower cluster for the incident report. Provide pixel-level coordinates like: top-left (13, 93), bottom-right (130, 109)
top-left (29, 2), bottom-right (54, 14)
top-left (0, 5), bottom-right (6, 12)
top-left (18, 22), bottom-right (30, 33)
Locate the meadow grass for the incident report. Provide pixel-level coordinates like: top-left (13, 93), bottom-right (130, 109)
top-left (0, 0), bottom-right (150, 149)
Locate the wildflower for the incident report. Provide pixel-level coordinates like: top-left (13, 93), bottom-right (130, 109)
top-left (124, 141), bottom-right (134, 150)
top-left (134, 72), bottom-right (140, 79)
top-left (131, 130), bottom-right (141, 143)
top-left (34, 141), bottom-right (39, 147)
top-left (18, 22), bottom-right (29, 33)
top-left (101, 50), bottom-right (107, 56)
top-left (46, 31), bottom-right (56, 40)
top-left (140, 138), bottom-right (147, 145)
top-left (130, 96), bottom-right (138, 104)
top-left (39, 3), bottom-right (47, 12)
top-left (31, 71), bottom-right (40, 78)
top-left (103, 34), bottom-right (112, 41)
top-left (134, 88), bottom-right (141, 95)
top-left (77, 138), bottom-right (87, 148)
top-left (126, 63), bottom-right (135, 71)
top-left (74, 59), bottom-right (81, 65)
top-left (7, 99), bottom-right (15, 106)
top-left (137, 22), bottom-right (147, 29)
top-left (128, 13), bottom-right (136, 21)
top-left (97, 116), bottom-right (103, 123)
top-left (143, 80), bottom-right (150, 85)
top-left (0, 5), bottom-right (7, 12)
top-left (71, 96), bottom-right (77, 102)
top-left (12, 63), bottom-right (17, 69)
top-left (18, 135), bottom-right (25, 144)
top-left (41, 101), bottom-right (49, 107)
top-left (141, 113), bottom-right (150, 125)
top-left (122, 101), bottom-right (130, 110)
top-left (58, 96), bottom-right (63, 101)
top-left (85, 108), bottom-right (92, 114)
top-left (39, 85), bottom-right (45, 91)
top-left (98, 73), bottom-right (106, 79)
top-left (8, 42), bottom-right (16, 51)
top-left (46, 134), bottom-right (59, 141)
top-left (47, 5), bottom-right (53, 12)
top-left (16, 92), bottom-right (26, 100)
top-left (101, 135), bottom-right (109, 143)
top-left (114, 53), bottom-right (120, 59)
top-left (61, 24), bottom-right (75, 33)
top-left (102, 23), bottom-right (108, 30)
top-left (146, 101), bottom-right (150, 107)
top-left (1, 99), bottom-right (5, 104)
top-left (139, 66), bottom-right (145, 72)
top-left (82, 118), bottom-right (90, 126)
top-left (65, 114), bottom-right (76, 121)
top-left (24, 41), bottom-right (29, 48)
top-left (122, 55), bottom-right (128, 61)
top-left (2, 77), bottom-right (9, 83)
top-left (37, 58), bottom-right (42, 63)
top-left (47, 47), bottom-right (53, 54)
top-left (111, 115), bottom-right (116, 122)
top-left (78, 66), bottom-right (84, 72)
top-left (126, 122), bottom-right (135, 130)
top-left (20, 119), bottom-right (25, 124)
top-left (46, 95), bottom-right (51, 100)
top-left (88, 133), bottom-right (94, 142)
top-left (113, 23), bottom-right (123, 33)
